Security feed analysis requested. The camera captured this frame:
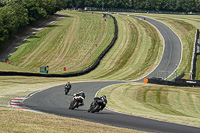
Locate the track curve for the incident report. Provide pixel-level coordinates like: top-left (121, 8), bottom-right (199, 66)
top-left (23, 81), bottom-right (200, 133)
top-left (132, 14), bottom-right (182, 80)
top-left (23, 14), bottom-right (200, 133)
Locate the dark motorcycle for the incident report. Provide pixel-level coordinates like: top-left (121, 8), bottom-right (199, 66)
top-left (88, 97), bottom-right (107, 113)
top-left (65, 87), bottom-right (70, 95)
top-left (69, 96), bottom-right (84, 110)
top-left (64, 85), bottom-right (71, 95)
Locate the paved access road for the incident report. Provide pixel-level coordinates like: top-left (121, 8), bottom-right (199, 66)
top-left (23, 14), bottom-right (200, 133)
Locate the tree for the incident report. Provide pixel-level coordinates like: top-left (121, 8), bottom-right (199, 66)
top-left (196, 0), bottom-right (200, 12)
top-left (155, 0), bottom-right (163, 11)
top-left (181, 0), bottom-right (195, 12)
top-left (143, 0), bottom-right (152, 10)
top-left (1, 1), bottom-right (28, 34)
top-left (162, 0), bottom-right (169, 11)
top-left (0, 16), bottom-right (8, 42)
top-left (135, 0), bottom-right (141, 9)
top-left (75, 0), bottom-right (84, 8)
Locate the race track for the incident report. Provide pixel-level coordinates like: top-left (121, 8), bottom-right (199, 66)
top-left (23, 81), bottom-right (200, 133)
top-left (23, 14), bottom-right (200, 133)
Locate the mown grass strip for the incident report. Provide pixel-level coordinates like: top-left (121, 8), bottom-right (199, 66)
top-left (97, 82), bottom-right (200, 127)
top-left (6, 11), bottom-right (114, 74)
top-left (0, 108), bottom-right (142, 133)
top-left (82, 14), bottom-right (162, 80)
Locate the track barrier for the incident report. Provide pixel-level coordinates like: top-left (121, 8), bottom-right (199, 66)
top-left (145, 77), bottom-right (200, 87)
top-left (190, 29), bottom-right (199, 80)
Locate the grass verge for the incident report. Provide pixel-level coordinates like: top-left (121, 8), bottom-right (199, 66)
top-left (0, 108), bottom-right (141, 133)
top-left (97, 82), bottom-right (200, 127)
top-left (0, 76), bottom-right (143, 132)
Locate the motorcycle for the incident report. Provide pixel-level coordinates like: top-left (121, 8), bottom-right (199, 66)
top-left (64, 85), bottom-right (71, 95)
top-left (69, 96), bottom-right (84, 110)
top-left (65, 87), bottom-right (70, 95)
top-left (88, 97), bottom-right (107, 113)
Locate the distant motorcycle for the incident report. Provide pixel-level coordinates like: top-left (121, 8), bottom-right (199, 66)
top-left (69, 95), bottom-right (84, 110)
top-left (64, 82), bottom-right (71, 95)
top-left (88, 96), bottom-right (107, 113)
top-left (65, 87), bottom-right (70, 95)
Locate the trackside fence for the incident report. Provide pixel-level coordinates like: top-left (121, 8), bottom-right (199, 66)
top-left (84, 7), bottom-right (200, 15)
top-left (146, 29), bottom-right (200, 87)
top-left (190, 29), bottom-right (199, 80)
top-left (0, 14), bottom-right (118, 77)
top-left (147, 77), bottom-right (200, 87)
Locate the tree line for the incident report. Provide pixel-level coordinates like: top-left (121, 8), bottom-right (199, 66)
top-left (65, 0), bottom-right (199, 12)
top-left (0, 0), bottom-right (66, 42)
top-left (0, 0), bottom-right (200, 43)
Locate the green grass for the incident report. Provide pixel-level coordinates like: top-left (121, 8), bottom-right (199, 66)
top-left (79, 14), bottom-right (163, 80)
top-left (97, 82), bottom-right (200, 127)
top-left (6, 10), bottom-right (114, 74)
top-left (1, 11), bottom-right (200, 132)
top-left (196, 56), bottom-right (200, 79)
top-left (0, 108), bottom-right (141, 133)
top-left (0, 76), bottom-right (144, 133)
top-left (0, 11), bottom-right (162, 132)
top-left (2, 11), bottom-right (162, 81)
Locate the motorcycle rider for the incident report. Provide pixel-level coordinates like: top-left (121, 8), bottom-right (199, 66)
top-left (89, 95), bottom-right (107, 112)
top-left (64, 82), bottom-right (71, 95)
top-left (73, 90), bottom-right (85, 106)
top-left (98, 95), bottom-right (107, 111)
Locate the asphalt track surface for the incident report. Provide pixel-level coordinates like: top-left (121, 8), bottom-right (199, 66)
top-left (23, 14), bottom-right (200, 133)
top-left (123, 13), bottom-right (182, 81)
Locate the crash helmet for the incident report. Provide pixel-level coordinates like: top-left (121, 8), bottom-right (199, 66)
top-left (102, 95), bottom-right (106, 99)
top-left (80, 90), bottom-right (84, 93)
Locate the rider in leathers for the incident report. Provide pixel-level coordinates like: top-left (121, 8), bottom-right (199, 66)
top-left (65, 82), bottom-right (71, 95)
top-left (94, 95), bottom-right (107, 111)
top-left (73, 90), bottom-right (85, 106)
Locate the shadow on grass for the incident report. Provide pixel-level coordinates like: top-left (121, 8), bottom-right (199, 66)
top-left (55, 14), bottom-right (73, 18)
top-left (46, 25), bottom-right (61, 28)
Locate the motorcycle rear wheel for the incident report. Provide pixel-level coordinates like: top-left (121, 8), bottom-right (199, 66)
top-left (91, 104), bottom-right (100, 113)
top-left (65, 90), bottom-right (69, 95)
top-left (69, 101), bottom-right (78, 110)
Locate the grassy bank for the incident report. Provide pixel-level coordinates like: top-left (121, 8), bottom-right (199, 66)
top-left (196, 56), bottom-right (200, 79)
top-left (98, 82), bottom-right (200, 127)
top-left (1, 11), bottom-right (199, 132)
top-left (80, 14), bottom-right (163, 81)
top-left (6, 10), bottom-right (114, 74)
top-left (0, 108), bottom-right (141, 133)
top-left (0, 11), bottom-right (162, 132)
top-left (1, 11), bottom-right (163, 81)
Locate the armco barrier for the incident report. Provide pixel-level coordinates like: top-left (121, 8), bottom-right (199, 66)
top-left (190, 29), bottom-right (199, 80)
top-left (146, 77), bottom-right (200, 87)
top-left (0, 15), bottom-right (118, 77)
top-left (171, 72), bottom-right (185, 82)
